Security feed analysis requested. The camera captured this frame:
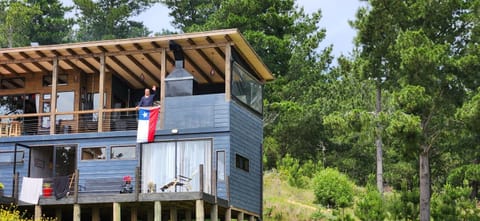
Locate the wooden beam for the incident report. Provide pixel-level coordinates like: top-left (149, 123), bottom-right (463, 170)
top-left (113, 202), bottom-right (121, 221)
top-left (196, 200), bottom-right (205, 221)
top-left (50, 57), bottom-right (58, 134)
top-left (92, 207), bottom-right (100, 221)
top-left (206, 36), bottom-right (226, 58)
top-left (184, 52), bottom-right (212, 83)
top-left (0, 43), bottom-right (230, 65)
top-left (187, 38), bottom-right (225, 80)
top-left (116, 45), bottom-right (161, 83)
top-left (159, 48), bottom-right (166, 129)
top-left (154, 201), bottom-right (162, 221)
top-left (151, 42), bottom-right (176, 68)
top-left (132, 43), bottom-right (166, 75)
top-left (98, 53), bottom-right (105, 132)
top-left (3, 53), bottom-right (34, 73)
top-left (225, 44), bottom-right (232, 102)
top-left (0, 64), bottom-right (20, 76)
top-left (67, 48), bottom-right (98, 73)
top-left (249, 215), bottom-right (255, 221)
top-left (19, 52), bottom-right (50, 73)
top-left (73, 204), bottom-right (81, 221)
top-left (35, 205), bottom-right (42, 221)
top-left (210, 204), bottom-right (218, 221)
top-left (98, 46), bottom-right (149, 88)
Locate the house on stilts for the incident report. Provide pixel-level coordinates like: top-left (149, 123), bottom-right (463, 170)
top-left (0, 29), bottom-right (273, 221)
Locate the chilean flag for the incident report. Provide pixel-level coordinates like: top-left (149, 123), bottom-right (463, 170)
top-left (137, 106), bottom-right (160, 143)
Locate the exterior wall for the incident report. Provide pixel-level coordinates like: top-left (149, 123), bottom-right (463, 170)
top-left (228, 101), bottom-right (263, 215)
top-left (163, 93), bottom-right (229, 130)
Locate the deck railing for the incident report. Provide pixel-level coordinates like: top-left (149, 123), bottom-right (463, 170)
top-left (0, 108), bottom-right (138, 136)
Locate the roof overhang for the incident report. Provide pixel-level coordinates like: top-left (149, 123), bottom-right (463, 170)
top-left (0, 29), bottom-right (274, 89)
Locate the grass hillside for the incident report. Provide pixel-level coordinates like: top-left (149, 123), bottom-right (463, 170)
top-left (263, 171), bottom-right (325, 221)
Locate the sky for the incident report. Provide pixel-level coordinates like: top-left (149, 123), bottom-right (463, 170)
top-left (62, 0), bottom-right (366, 59)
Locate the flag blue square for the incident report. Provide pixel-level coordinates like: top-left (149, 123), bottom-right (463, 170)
top-left (138, 109), bottom-right (150, 120)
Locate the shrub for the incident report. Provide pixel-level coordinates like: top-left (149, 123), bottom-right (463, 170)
top-left (312, 168), bottom-right (354, 209)
top-left (355, 175), bottom-right (386, 221)
top-left (431, 183), bottom-right (480, 221)
top-left (0, 205), bottom-right (56, 221)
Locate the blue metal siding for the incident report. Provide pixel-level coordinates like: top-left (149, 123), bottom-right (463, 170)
top-left (229, 101), bottom-right (263, 215)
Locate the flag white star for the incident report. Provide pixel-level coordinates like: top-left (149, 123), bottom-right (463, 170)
top-left (143, 112), bottom-right (148, 118)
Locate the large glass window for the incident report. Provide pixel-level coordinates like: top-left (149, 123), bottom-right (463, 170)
top-left (0, 151), bottom-right (24, 164)
top-left (81, 147), bottom-right (106, 160)
top-left (232, 62), bottom-right (263, 113)
top-left (111, 145), bottom-right (136, 160)
top-left (142, 140), bottom-right (212, 193)
top-left (235, 153), bottom-right (249, 172)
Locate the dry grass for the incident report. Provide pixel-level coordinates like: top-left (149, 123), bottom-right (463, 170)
top-left (263, 170), bottom-right (325, 221)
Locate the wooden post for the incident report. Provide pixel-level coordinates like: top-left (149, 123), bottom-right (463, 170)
top-left (98, 53), bottom-right (105, 132)
top-left (55, 208), bottom-right (62, 221)
top-left (135, 166), bottom-right (140, 201)
top-left (159, 48), bottom-right (166, 129)
top-left (185, 209), bottom-right (192, 221)
top-left (34, 205), bottom-right (42, 221)
top-left (113, 202), bottom-right (121, 221)
top-left (92, 207), bottom-right (100, 221)
top-left (199, 164), bottom-right (204, 193)
top-left (13, 172), bottom-right (19, 203)
top-left (249, 215), bottom-right (255, 221)
top-left (237, 212), bottom-right (244, 221)
top-left (50, 57), bottom-right (58, 134)
top-left (131, 207), bottom-right (138, 221)
top-left (73, 204), bottom-right (81, 221)
top-left (195, 200), bottom-right (204, 221)
top-left (170, 206), bottom-right (177, 221)
top-left (154, 201), bottom-right (162, 221)
top-left (225, 44), bottom-right (232, 102)
top-left (225, 207), bottom-right (231, 221)
top-left (210, 204), bottom-right (218, 221)
top-left (74, 169), bottom-right (79, 203)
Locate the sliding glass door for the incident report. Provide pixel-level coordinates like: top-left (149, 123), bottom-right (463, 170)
top-left (142, 139), bottom-right (212, 193)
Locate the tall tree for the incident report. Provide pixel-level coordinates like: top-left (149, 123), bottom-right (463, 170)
top-left (27, 0), bottom-right (74, 45)
top-left (0, 0), bottom-right (41, 47)
top-left (161, 0), bottom-right (222, 31)
top-left (73, 0), bottom-right (156, 41)
top-left (354, 1), bottom-right (479, 219)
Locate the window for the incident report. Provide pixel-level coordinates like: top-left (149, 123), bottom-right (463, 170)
top-left (57, 91), bottom-right (74, 121)
top-left (235, 154), bottom-right (249, 172)
top-left (111, 145), bottom-right (136, 160)
top-left (1, 77), bottom-right (25, 89)
top-left (142, 139), bottom-right (212, 193)
top-left (232, 62), bottom-right (263, 113)
top-left (216, 151), bottom-right (225, 181)
top-left (43, 74), bottom-right (68, 86)
top-left (0, 151), bottom-right (24, 164)
top-left (81, 147), bottom-right (106, 160)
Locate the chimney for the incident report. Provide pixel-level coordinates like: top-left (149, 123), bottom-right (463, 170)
top-left (165, 41), bottom-right (195, 97)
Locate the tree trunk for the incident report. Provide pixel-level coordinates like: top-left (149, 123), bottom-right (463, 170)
top-left (375, 85), bottom-right (384, 195)
top-left (419, 147), bottom-right (430, 221)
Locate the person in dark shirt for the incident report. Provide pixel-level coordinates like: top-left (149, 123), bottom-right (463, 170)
top-left (137, 85), bottom-right (157, 108)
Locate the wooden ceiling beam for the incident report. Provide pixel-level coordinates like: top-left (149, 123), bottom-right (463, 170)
top-left (206, 36), bottom-right (226, 58)
top-left (3, 53), bottom-right (35, 73)
top-left (18, 52), bottom-right (50, 73)
top-left (133, 43), bottom-right (168, 76)
top-left (50, 50), bottom-right (87, 74)
top-left (115, 45), bottom-right (161, 83)
top-left (188, 38), bottom-right (225, 80)
top-left (67, 48), bottom-right (98, 73)
top-left (97, 46), bottom-right (149, 89)
top-left (1, 64), bottom-right (21, 76)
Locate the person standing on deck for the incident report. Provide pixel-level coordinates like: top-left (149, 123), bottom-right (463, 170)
top-left (137, 85), bottom-right (157, 108)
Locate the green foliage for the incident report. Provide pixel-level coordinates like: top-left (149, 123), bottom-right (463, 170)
top-left (0, 182), bottom-right (4, 189)
top-left (354, 175), bottom-right (386, 221)
top-left (0, 0), bottom-right (42, 47)
top-left (73, 0), bottom-right (155, 41)
top-left (312, 168), bottom-right (354, 209)
top-left (27, 0), bottom-right (74, 45)
top-left (431, 183), bottom-right (480, 221)
top-left (385, 181), bottom-right (420, 221)
top-left (277, 154), bottom-right (319, 188)
top-left (0, 205), bottom-right (55, 220)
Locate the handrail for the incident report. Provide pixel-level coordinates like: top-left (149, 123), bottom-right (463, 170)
top-left (0, 107), bottom-right (139, 119)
